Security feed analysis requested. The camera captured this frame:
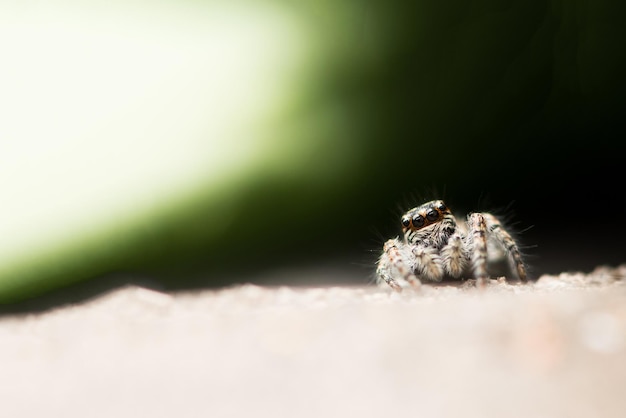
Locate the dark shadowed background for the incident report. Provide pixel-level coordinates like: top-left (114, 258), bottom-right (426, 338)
top-left (1, 0), bottom-right (624, 310)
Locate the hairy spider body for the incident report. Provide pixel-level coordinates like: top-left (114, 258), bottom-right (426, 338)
top-left (376, 200), bottom-right (527, 290)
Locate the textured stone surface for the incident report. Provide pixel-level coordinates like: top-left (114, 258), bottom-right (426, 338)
top-left (2, 265), bottom-right (626, 417)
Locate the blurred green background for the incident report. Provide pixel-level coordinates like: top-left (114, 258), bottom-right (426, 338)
top-left (1, 0), bottom-right (625, 308)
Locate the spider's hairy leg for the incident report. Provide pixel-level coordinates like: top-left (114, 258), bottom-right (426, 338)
top-left (482, 213), bottom-right (528, 282)
top-left (377, 238), bottom-right (421, 291)
top-left (440, 232), bottom-right (468, 278)
top-left (411, 245), bottom-right (445, 282)
top-left (467, 213), bottom-right (489, 287)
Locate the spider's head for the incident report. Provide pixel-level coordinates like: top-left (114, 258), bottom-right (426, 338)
top-left (401, 200), bottom-right (453, 243)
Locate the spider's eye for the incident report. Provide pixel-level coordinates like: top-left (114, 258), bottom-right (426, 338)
top-left (426, 209), bottom-right (439, 222)
top-left (437, 202), bottom-right (447, 211)
top-left (411, 215), bottom-right (424, 228)
top-left (401, 218), bottom-right (410, 228)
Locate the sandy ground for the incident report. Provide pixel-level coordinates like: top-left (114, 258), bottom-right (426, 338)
top-left (1, 265), bottom-right (626, 418)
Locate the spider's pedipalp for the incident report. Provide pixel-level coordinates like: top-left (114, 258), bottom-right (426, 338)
top-left (377, 238), bottom-right (421, 291)
top-left (440, 232), bottom-right (468, 278)
top-left (411, 246), bottom-right (444, 282)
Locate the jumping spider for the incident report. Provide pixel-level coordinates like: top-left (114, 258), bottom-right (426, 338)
top-left (376, 200), bottom-right (527, 290)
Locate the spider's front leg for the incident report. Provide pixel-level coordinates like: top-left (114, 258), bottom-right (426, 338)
top-left (481, 213), bottom-right (528, 282)
top-left (467, 212), bottom-right (528, 287)
top-left (377, 238), bottom-right (421, 291)
top-left (467, 213), bottom-right (490, 287)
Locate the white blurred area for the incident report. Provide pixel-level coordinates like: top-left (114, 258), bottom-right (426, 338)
top-left (0, 1), bottom-right (309, 265)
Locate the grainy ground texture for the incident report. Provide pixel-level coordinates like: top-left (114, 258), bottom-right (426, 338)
top-left (2, 265), bottom-right (626, 418)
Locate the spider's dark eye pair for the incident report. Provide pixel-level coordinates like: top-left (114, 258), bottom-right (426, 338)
top-left (401, 215), bottom-right (425, 229)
